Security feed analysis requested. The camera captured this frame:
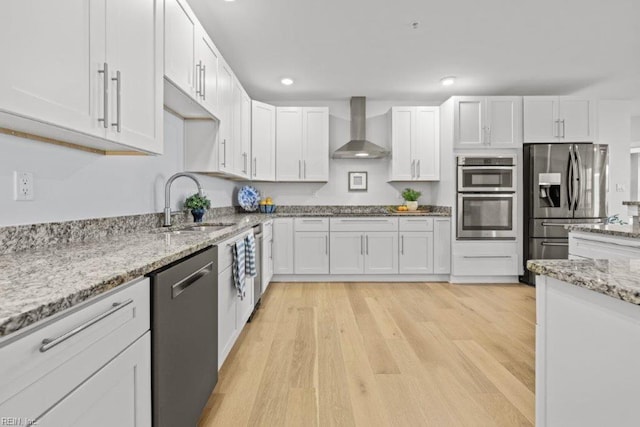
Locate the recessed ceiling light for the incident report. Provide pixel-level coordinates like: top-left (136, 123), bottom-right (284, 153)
top-left (281, 78), bottom-right (294, 86)
top-left (224, 0), bottom-right (235, 2)
top-left (440, 76), bottom-right (456, 86)
top-left (355, 152), bottom-right (369, 157)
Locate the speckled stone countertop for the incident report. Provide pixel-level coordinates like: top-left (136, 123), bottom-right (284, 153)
top-left (566, 223), bottom-right (640, 239)
top-left (527, 259), bottom-right (640, 306)
top-left (0, 205), bottom-right (451, 338)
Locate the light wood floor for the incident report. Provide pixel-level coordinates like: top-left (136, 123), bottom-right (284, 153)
top-left (199, 282), bottom-right (536, 426)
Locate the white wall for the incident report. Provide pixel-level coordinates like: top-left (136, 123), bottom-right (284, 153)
top-left (252, 99), bottom-right (445, 206)
top-left (0, 111), bottom-right (238, 226)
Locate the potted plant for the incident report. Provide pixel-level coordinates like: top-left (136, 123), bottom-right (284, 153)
top-left (402, 188), bottom-right (422, 211)
top-left (184, 193), bottom-right (211, 223)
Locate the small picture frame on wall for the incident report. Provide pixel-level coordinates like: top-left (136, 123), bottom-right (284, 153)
top-left (348, 172), bottom-right (368, 192)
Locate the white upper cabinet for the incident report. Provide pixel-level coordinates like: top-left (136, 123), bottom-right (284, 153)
top-left (302, 107), bottom-right (330, 181)
top-left (454, 96), bottom-right (522, 148)
top-left (0, 0), bottom-right (163, 154)
top-left (164, 0), bottom-right (196, 98)
top-left (276, 107), bottom-right (329, 182)
top-left (105, 0), bottom-right (163, 152)
top-left (251, 101), bottom-right (277, 181)
top-left (524, 96), bottom-right (596, 143)
top-left (196, 26), bottom-right (220, 117)
top-left (390, 106), bottom-right (440, 181)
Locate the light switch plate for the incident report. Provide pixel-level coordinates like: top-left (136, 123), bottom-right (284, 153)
top-left (616, 183), bottom-right (625, 193)
top-left (14, 171), bottom-right (34, 201)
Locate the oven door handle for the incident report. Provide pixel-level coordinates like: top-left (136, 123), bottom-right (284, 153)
top-left (458, 166), bottom-right (515, 170)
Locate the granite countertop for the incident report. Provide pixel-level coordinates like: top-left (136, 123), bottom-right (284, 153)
top-left (0, 207), bottom-right (451, 338)
top-left (566, 223), bottom-right (640, 239)
top-left (527, 259), bottom-right (640, 306)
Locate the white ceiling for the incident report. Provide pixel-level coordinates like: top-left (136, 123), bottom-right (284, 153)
top-left (188, 0), bottom-right (640, 102)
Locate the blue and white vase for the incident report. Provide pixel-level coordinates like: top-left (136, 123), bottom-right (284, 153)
top-left (191, 208), bottom-right (205, 223)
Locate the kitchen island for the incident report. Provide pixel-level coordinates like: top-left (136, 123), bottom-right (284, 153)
top-left (528, 258), bottom-right (640, 427)
top-left (567, 223), bottom-right (640, 260)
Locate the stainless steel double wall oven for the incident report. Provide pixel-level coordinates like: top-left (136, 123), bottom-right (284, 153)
top-left (457, 156), bottom-right (518, 240)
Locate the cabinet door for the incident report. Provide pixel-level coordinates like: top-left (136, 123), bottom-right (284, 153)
top-left (37, 333), bottom-right (151, 427)
top-left (276, 107), bottom-right (304, 181)
top-left (330, 232), bottom-right (364, 274)
top-left (251, 101), bottom-right (276, 181)
top-left (559, 98), bottom-right (595, 142)
top-left (454, 97), bottom-right (485, 146)
top-left (364, 232), bottom-right (398, 274)
top-left (0, 0), bottom-right (105, 138)
top-left (262, 235), bottom-right (274, 292)
top-left (302, 107), bottom-right (329, 181)
top-left (486, 97), bottom-right (522, 147)
top-left (237, 276), bottom-right (253, 327)
top-left (524, 96), bottom-right (559, 142)
top-left (105, 0), bottom-right (162, 153)
top-left (164, 0), bottom-right (196, 97)
top-left (414, 106), bottom-right (440, 180)
top-left (433, 218), bottom-right (451, 274)
top-left (232, 80), bottom-right (245, 176)
top-left (273, 218), bottom-right (294, 274)
top-left (217, 61), bottom-right (234, 173)
top-left (294, 232), bottom-right (329, 274)
top-left (218, 266), bottom-right (237, 367)
top-left (196, 28), bottom-right (219, 116)
top-left (391, 107), bottom-right (415, 181)
top-left (399, 232), bottom-right (433, 274)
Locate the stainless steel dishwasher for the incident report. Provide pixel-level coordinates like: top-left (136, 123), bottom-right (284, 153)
top-left (149, 246), bottom-right (218, 427)
top-left (249, 224), bottom-right (263, 321)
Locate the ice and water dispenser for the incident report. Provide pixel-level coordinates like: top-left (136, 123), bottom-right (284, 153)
top-left (538, 173), bottom-right (561, 207)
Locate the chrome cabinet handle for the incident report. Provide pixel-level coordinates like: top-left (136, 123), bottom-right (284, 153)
top-left (401, 235), bottom-right (404, 254)
top-left (202, 64), bottom-right (206, 100)
top-left (411, 160), bottom-right (415, 178)
top-left (541, 242), bottom-right (568, 247)
top-left (195, 62), bottom-right (201, 96)
top-left (325, 235), bottom-right (328, 254)
top-left (303, 160), bottom-right (306, 179)
top-left (253, 158), bottom-right (257, 176)
top-left (111, 70), bottom-right (121, 132)
top-left (462, 255), bottom-right (511, 259)
top-left (298, 160), bottom-right (302, 179)
top-left (366, 235), bottom-right (369, 255)
top-left (360, 235), bottom-right (364, 255)
top-left (561, 119), bottom-right (565, 138)
top-left (243, 152), bottom-right (247, 173)
top-left (98, 63), bottom-right (109, 128)
top-left (417, 160), bottom-right (421, 178)
top-left (40, 299), bottom-right (134, 353)
top-left (221, 139), bottom-right (227, 167)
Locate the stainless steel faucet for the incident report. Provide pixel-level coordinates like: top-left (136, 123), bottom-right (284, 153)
top-left (164, 172), bottom-right (204, 227)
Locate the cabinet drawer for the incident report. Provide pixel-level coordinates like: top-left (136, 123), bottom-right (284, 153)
top-left (0, 278), bottom-right (150, 418)
top-left (399, 217), bottom-right (434, 232)
top-left (294, 217), bottom-right (329, 232)
top-left (217, 229), bottom-right (253, 271)
top-left (330, 217), bottom-right (398, 232)
top-left (453, 254), bottom-right (518, 276)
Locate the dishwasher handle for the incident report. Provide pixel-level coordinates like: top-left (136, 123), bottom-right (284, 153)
top-left (172, 262), bottom-right (214, 299)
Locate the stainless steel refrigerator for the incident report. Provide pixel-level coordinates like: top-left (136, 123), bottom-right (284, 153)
top-left (523, 143), bottom-right (608, 284)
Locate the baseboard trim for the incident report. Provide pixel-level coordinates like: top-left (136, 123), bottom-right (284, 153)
top-left (271, 274), bottom-right (451, 283)
top-left (449, 275), bottom-right (520, 284)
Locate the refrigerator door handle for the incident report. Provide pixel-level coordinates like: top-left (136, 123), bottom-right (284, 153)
top-left (567, 149), bottom-right (574, 211)
top-left (574, 147), bottom-right (583, 210)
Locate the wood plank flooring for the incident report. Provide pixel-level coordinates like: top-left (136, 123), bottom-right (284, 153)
top-left (199, 282), bottom-right (536, 426)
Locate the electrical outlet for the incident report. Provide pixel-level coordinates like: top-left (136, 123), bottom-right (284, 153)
top-left (14, 171), bottom-right (34, 201)
top-left (616, 183), bottom-right (626, 193)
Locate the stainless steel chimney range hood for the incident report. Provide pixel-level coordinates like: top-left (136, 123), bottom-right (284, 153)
top-left (332, 97), bottom-right (389, 159)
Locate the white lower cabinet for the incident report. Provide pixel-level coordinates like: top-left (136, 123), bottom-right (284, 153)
top-left (452, 241), bottom-right (519, 277)
top-left (329, 232), bottom-right (365, 274)
top-left (399, 232), bottom-right (434, 274)
top-left (294, 232), bottom-right (329, 274)
top-left (329, 231), bottom-right (398, 275)
top-left (217, 230), bottom-right (254, 368)
top-left (433, 218), bottom-right (452, 274)
top-left (37, 333), bottom-right (151, 427)
top-left (0, 278), bottom-right (151, 426)
top-left (273, 218), bottom-right (294, 274)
